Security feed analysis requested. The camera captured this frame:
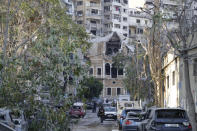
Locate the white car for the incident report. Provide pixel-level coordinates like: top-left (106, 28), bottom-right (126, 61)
top-left (103, 107), bottom-right (117, 121)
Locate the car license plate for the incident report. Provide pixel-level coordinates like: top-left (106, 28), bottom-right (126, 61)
top-left (107, 115), bottom-right (113, 117)
top-left (165, 124), bottom-right (179, 127)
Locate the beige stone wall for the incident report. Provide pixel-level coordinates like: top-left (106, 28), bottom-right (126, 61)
top-left (89, 40), bottom-right (127, 98)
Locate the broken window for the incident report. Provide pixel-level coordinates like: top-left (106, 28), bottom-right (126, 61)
top-left (117, 88), bottom-right (121, 95)
top-left (111, 64), bottom-right (117, 78)
top-left (118, 68), bottom-right (123, 75)
top-left (107, 88), bottom-right (111, 95)
top-left (106, 48), bottom-right (112, 55)
top-left (91, 9), bottom-right (98, 14)
top-left (105, 33), bottom-right (121, 55)
top-left (91, 30), bottom-right (96, 35)
top-left (105, 63), bottom-right (110, 75)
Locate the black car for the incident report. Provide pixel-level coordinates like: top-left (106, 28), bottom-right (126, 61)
top-left (139, 108), bottom-right (192, 131)
top-left (86, 102), bottom-right (93, 110)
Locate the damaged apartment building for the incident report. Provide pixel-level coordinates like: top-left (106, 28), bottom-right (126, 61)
top-left (88, 32), bottom-right (134, 98)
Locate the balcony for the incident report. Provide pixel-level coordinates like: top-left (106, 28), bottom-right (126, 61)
top-left (86, 13), bottom-right (102, 19)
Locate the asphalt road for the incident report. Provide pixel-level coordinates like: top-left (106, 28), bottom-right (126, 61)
top-left (72, 109), bottom-right (120, 131)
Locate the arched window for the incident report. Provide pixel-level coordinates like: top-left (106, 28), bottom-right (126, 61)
top-left (105, 63), bottom-right (110, 75)
top-left (111, 64), bottom-right (117, 78)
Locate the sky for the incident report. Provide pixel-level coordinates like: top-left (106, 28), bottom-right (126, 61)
top-left (129, 0), bottom-right (145, 8)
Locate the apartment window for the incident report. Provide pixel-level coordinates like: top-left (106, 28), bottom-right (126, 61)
top-left (90, 20), bottom-right (96, 24)
top-left (115, 0), bottom-right (120, 3)
top-left (172, 71), bottom-right (175, 85)
top-left (91, 30), bottom-right (96, 35)
top-left (123, 33), bottom-right (127, 37)
top-left (194, 59), bottom-right (197, 76)
top-left (114, 6), bottom-right (121, 12)
top-left (77, 11), bottom-right (83, 16)
top-left (145, 20), bottom-right (148, 24)
top-left (105, 24), bottom-right (110, 28)
top-left (114, 14), bottom-right (121, 21)
top-left (97, 68), bottom-right (101, 75)
top-left (123, 0), bottom-right (128, 4)
top-left (117, 88), bottom-right (121, 95)
top-left (89, 68), bottom-right (93, 75)
top-left (90, 1), bottom-right (96, 6)
top-left (123, 9), bottom-right (127, 13)
top-left (123, 26), bottom-right (127, 30)
top-left (167, 76), bottom-right (169, 88)
top-left (91, 9), bottom-right (98, 14)
top-left (104, 15), bottom-right (110, 20)
top-left (77, 21), bottom-right (83, 24)
top-left (104, 6), bottom-right (110, 12)
top-left (123, 17), bottom-right (127, 21)
top-left (77, 1), bottom-right (83, 6)
top-left (105, 63), bottom-right (111, 75)
top-left (104, 0), bottom-right (110, 2)
top-left (137, 28), bottom-right (143, 34)
top-left (136, 19), bottom-right (141, 23)
top-left (115, 24), bottom-right (120, 29)
top-left (107, 88), bottom-right (111, 95)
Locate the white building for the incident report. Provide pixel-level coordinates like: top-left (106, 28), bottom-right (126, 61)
top-left (102, 0), bottom-right (129, 37)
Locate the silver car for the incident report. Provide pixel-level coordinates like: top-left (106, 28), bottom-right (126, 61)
top-left (122, 112), bottom-right (142, 131)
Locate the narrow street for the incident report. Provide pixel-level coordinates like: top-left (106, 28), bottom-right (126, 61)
top-left (72, 109), bottom-right (119, 131)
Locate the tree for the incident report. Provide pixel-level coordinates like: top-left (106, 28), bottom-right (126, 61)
top-left (112, 50), bottom-right (154, 102)
top-left (142, 0), bottom-right (197, 129)
top-left (80, 77), bottom-right (103, 100)
top-left (0, 0), bottom-right (90, 130)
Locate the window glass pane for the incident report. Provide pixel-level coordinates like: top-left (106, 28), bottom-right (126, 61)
top-left (97, 68), bottom-right (101, 75)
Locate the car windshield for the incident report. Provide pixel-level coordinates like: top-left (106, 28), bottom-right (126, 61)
top-left (125, 109), bottom-right (142, 114)
top-left (73, 106), bottom-right (81, 110)
top-left (10, 111), bottom-right (21, 119)
top-left (156, 110), bottom-right (186, 119)
top-left (105, 107), bottom-right (116, 112)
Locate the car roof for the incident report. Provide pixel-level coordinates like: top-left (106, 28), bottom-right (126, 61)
top-left (73, 102), bottom-right (84, 106)
top-left (153, 108), bottom-right (186, 111)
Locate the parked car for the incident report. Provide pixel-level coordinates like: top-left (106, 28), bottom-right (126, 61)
top-left (122, 112), bottom-right (143, 131)
top-left (139, 108), bottom-right (192, 131)
top-left (118, 108), bottom-right (142, 130)
top-left (69, 102), bottom-right (86, 118)
top-left (103, 103), bottom-right (111, 107)
top-left (86, 102), bottom-right (93, 110)
top-left (103, 106), bottom-right (117, 121)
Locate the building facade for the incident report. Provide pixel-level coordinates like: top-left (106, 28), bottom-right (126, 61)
top-left (88, 32), bottom-right (134, 99)
top-left (102, 0), bottom-right (129, 36)
top-left (163, 47), bottom-right (197, 112)
top-left (73, 0), bottom-right (103, 36)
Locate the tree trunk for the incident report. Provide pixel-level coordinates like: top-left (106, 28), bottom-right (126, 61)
top-left (183, 52), bottom-right (197, 131)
